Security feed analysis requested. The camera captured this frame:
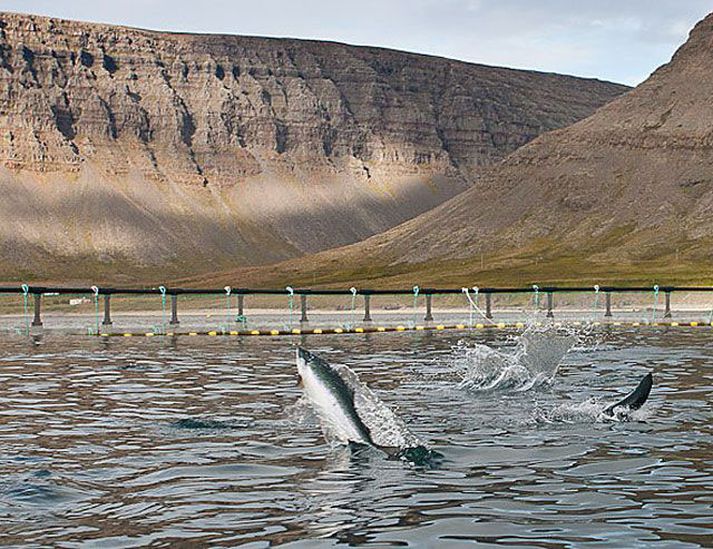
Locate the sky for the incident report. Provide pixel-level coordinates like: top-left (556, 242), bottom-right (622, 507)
top-left (2, 0), bottom-right (711, 85)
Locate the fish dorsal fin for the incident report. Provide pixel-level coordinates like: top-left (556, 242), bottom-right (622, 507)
top-left (603, 373), bottom-right (653, 416)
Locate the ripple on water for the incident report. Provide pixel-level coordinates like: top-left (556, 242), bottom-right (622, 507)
top-left (0, 328), bottom-right (710, 546)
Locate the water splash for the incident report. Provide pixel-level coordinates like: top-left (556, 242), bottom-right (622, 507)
top-left (537, 399), bottom-right (655, 424)
top-left (296, 361), bottom-right (426, 451)
top-left (334, 364), bottom-right (424, 450)
top-left (456, 327), bottom-right (578, 392)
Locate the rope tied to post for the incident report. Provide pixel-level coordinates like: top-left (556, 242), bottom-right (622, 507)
top-left (21, 284), bottom-right (29, 335)
top-left (462, 287), bottom-right (475, 326)
top-left (593, 285), bottom-right (600, 321)
top-left (286, 286), bottom-right (294, 328)
top-left (462, 286), bottom-right (494, 325)
top-left (91, 286), bottom-right (100, 335)
top-left (224, 286), bottom-right (232, 331)
top-left (651, 285), bottom-right (660, 324)
top-left (159, 286), bottom-right (167, 334)
top-left (349, 287), bottom-right (358, 328)
top-left (532, 285), bottom-right (540, 313)
top-left (412, 286), bottom-right (420, 327)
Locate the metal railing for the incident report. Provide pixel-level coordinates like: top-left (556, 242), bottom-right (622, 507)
top-left (1, 284), bottom-right (711, 329)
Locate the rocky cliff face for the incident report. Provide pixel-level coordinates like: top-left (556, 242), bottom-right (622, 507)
top-left (0, 12), bottom-right (627, 281)
top-left (253, 12), bottom-right (713, 287)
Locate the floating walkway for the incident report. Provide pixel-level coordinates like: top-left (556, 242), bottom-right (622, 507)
top-left (100, 320), bottom-right (713, 338)
top-left (1, 284), bottom-right (712, 336)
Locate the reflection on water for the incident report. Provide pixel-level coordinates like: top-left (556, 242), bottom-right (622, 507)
top-left (0, 328), bottom-right (711, 546)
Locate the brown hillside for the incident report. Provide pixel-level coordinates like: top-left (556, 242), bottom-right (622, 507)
top-left (0, 12), bottom-right (627, 283)
top-left (207, 12), bottom-right (713, 289)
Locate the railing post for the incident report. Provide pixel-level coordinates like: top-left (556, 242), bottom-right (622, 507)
top-left (546, 291), bottom-right (554, 318)
top-left (102, 294), bottom-right (113, 326)
top-left (664, 291), bottom-right (672, 319)
top-left (485, 293), bottom-right (493, 319)
top-left (170, 294), bottom-right (180, 325)
top-left (32, 293), bottom-right (43, 327)
top-left (300, 294), bottom-right (309, 323)
top-left (605, 292), bottom-right (612, 317)
top-left (237, 294), bottom-right (245, 319)
top-left (363, 294), bottom-right (372, 322)
top-left (424, 293), bottom-right (434, 321)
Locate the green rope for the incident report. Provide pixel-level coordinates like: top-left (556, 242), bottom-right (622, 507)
top-left (651, 285), bottom-right (659, 324)
top-left (412, 286), bottom-right (419, 327)
top-left (473, 287), bottom-right (479, 326)
top-left (159, 286), bottom-right (167, 335)
top-left (462, 287), bottom-right (474, 326)
top-left (91, 286), bottom-right (100, 335)
top-left (349, 287), bottom-right (357, 328)
top-left (286, 286), bottom-right (294, 329)
top-left (21, 284), bottom-right (29, 336)
top-left (224, 286), bottom-right (232, 332)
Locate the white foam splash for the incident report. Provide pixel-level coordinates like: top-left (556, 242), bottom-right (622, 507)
top-left (538, 399), bottom-right (655, 424)
top-left (334, 364), bottom-right (424, 449)
top-left (456, 327), bottom-right (578, 392)
top-left (296, 362), bottom-right (424, 450)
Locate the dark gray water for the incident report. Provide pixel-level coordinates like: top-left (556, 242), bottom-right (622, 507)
top-left (0, 328), bottom-right (711, 547)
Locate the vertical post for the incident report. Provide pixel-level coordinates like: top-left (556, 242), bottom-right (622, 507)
top-left (32, 293), bottom-right (43, 327)
top-left (363, 294), bottom-right (372, 322)
top-left (605, 292), bottom-right (612, 317)
top-left (546, 291), bottom-right (554, 318)
top-left (424, 293), bottom-right (434, 321)
top-left (102, 294), bottom-right (113, 326)
top-left (170, 294), bottom-right (180, 325)
top-left (237, 295), bottom-right (245, 318)
top-left (300, 294), bottom-right (309, 323)
top-left (664, 291), bottom-right (672, 319)
top-left (485, 293), bottom-right (493, 319)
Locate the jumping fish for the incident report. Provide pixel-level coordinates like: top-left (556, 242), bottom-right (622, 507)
top-left (296, 347), bottom-right (439, 465)
top-left (601, 372), bottom-right (653, 419)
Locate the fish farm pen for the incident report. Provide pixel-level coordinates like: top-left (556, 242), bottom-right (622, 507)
top-left (1, 285), bottom-right (713, 336)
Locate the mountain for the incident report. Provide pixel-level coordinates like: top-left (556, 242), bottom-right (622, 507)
top-left (210, 12), bottom-right (713, 289)
top-left (0, 12), bottom-right (628, 283)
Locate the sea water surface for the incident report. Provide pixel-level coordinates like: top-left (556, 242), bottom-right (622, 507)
top-left (0, 328), bottom-right (711, 547)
